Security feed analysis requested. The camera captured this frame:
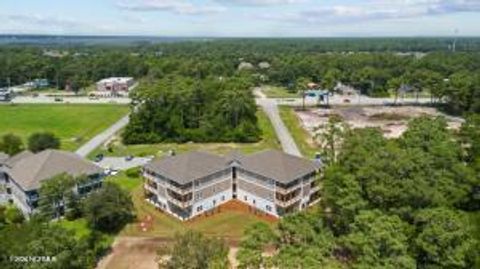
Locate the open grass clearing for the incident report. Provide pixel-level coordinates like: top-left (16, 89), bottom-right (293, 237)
top-left (91, 109), bottom-right (281, 158)
top-left (0, 104), bottom-right (129, 151)
top-left (261, 85), bottom-right (299, 98)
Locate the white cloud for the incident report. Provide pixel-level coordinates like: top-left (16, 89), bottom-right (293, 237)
top-left (4, 14), bottom-right (81, 28)
top-left (215, 0), bottom-right (306, 6)
top-left (257, 0), bottom-right (480, 25)
top-left (117, 0), bottom-right (226, 15)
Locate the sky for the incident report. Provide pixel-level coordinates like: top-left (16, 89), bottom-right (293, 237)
top-left (1, 0), bottom-right (480, 37)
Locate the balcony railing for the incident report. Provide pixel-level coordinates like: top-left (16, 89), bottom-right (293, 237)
top-left (275, 194), bottom-right (301, 208)
top-left (167, 197), bottom-right (193, 208)
top-left (143, 173), bottom-right (192, 194)
top-left (144, 183), bottom-right (157, 194)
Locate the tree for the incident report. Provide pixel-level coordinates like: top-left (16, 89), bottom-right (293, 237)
top-left (414, 208), bottom-right (477, 269)
top-left (322, 69), bottom-right (340, 106)
top-left (83, 182), bottom-right (134, 233)
top-left (237, 222), bottom-right (275, 269)
top-left (28, 132), bottom-right (61, 153)
top-left (4, 206), bottom-right (24, 224)
top-left (275, 212), bottom-right (338, 268)
top-left (157, 230), bottom-right (229, 269)
top-left (0, 219), bottom-right (98, 269)
top-left (0, 134), bottom-right (24, 156)
top-left (38, 173), bottom-right (76, 219)
top-left (340, 210), bottom-right (415, 269)
top-left (323, 165), bottom-right (368, 235)
top-left (315, 114), bottom-right (347, 165)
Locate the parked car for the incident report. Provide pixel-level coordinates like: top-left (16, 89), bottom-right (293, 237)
top-left (94, 154), bottom-right (104, 162)
top-left (54, 97), bottom-right (63, 102)
top-left (125, 155), bottom-right (134, 161)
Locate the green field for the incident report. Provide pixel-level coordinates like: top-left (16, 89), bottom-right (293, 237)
top-left (91, 109), bottom-right (281, 158)
top-left (0, 104), bottom-right (129, 151)
top-left (279, 106), bottom-right (318, 158)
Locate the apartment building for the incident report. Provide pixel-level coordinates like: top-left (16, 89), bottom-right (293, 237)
top-left (143, 150), bottom-right (322, 220)
top-left (0, 150), bottom-right (104, 216)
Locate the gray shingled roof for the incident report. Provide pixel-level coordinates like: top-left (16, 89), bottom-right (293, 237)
top-left (145, 150), bottom-right (321, 185)
top-left (240, 150), bottom-right (321, 183)
top-left (5, 150), bottom-right (34, 167)
top-left (145, 151), bottom-right (227, 185)
top-left (0, 152), bottom-right (9, 165)
top-left (8, 150), bottom-right (103, 191)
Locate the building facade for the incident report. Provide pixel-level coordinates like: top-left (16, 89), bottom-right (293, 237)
top-left (0, 150), bottom-right (104, 216)
top-left (95, 77), bottom-right (135, 94)
top-left (143, 150), bottom-right (322, 221)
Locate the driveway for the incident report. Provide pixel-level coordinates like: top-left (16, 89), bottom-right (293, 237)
top-left (75, 115), bottom-right (130, 157)
top-left (96, 157), bottom-right (152, 171)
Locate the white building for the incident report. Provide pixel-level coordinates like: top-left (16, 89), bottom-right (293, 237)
top-left (143, 150), bottom-right (322, 221)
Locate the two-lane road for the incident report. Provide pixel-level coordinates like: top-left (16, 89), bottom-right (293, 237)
top-left (255, 88), bottom-right (302, 157)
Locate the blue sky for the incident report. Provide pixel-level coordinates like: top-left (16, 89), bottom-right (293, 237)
top-left (1, 0), bottom-right (480, 37)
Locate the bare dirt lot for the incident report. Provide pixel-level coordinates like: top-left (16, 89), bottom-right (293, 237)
top-left (296, 105), bottom-right (464, 139)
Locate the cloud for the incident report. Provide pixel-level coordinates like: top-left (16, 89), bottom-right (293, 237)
top-left (257, 0), bottom-right (480, 25)
top-left (215, 0), bottom-right (306, 6)
top-left (117, 0), bottom-right (226, 15)
top-left (4, 14), bottom-right (81, 28)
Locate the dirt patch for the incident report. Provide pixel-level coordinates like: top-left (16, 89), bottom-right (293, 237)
top-left (296, 106), bottom-right (464, 139)
top-left (97, 237), bottom-right (170, 269)
top-left (188, 200), bottom-right (278, 225)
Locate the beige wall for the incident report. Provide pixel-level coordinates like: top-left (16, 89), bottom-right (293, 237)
top-left (194, 179), bottom-right (231, 201)
top-left (237, 178), bottom-right (274, 202)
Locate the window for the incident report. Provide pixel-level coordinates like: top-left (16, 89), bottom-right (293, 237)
top-left (266, 205), bottom-right (272, 212)
top-left (197, 206), bottom-right (203, 212)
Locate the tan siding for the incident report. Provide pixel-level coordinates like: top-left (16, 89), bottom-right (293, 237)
top-left (237, 178), bottom-right (274, 201)
top-left (302, 184), bottom-right (311, 197)
top-left (158, 185), bottom-right (167, 198)
top-left (194, 179), bottom-right (230, 201)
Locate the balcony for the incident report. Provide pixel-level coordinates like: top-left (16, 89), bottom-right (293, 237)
top-left (275, 195), bottom-right (302, 208)
top-left (144, 183), bottom-right (157, 194)
top-left (168, 197), bottom-right (193, 208)
top-left (143, 173), bottom-right (192, 194)
top-left (275, 184), bottom-right (301, 195)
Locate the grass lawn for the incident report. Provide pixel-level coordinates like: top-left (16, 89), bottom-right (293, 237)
top-left (262, 86), bottom-right (299, 98)
top-left (120, 185), bottom-right (277, 240)
top-left (279, 106), bottom-right (318, 158)
top-left (0, 104), bottom-right (129, 151)
top-left (57, 218), bottom-right (91, 239)
top-left (106, 171), bottom-right (143, 192)
top-left (91, 109), bottom-right (281, 158)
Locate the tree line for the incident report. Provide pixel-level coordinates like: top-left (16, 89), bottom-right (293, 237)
top-left (1, 40), bottom-right (479, 115)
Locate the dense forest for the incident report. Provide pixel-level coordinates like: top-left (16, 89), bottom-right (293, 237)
top-left (1, 38), bottom-right (480, 143)
top-left (123, 75), bottom-right (260, 143)
top-left (235, 115), bottom-right (480, 269)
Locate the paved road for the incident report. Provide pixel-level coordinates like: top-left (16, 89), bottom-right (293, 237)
top-left (10, 96), bottom-right (131, 104)
top-left (75, 115), bottom-right (130, 157)
top-left (255, 88), bottom-right (302, 157)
